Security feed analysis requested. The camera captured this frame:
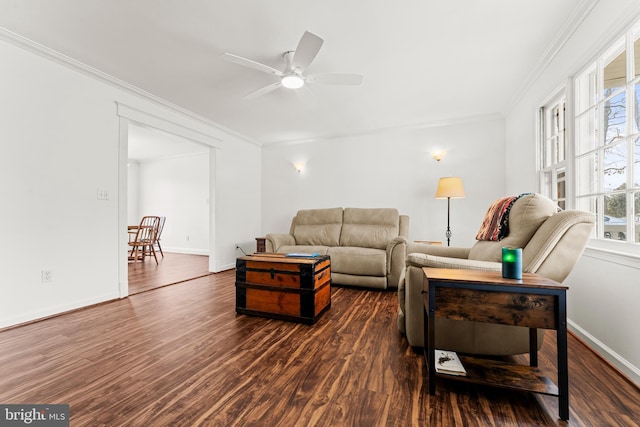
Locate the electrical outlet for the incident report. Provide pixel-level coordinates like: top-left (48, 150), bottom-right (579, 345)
top-left (41, 270), bottom-right (53, 283)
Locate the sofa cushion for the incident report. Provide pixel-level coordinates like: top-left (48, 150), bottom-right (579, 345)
top-left (292, 207), bottom-right (343, 246)
top-left (327, 246), bottom-right (387, 276)
top-left (277, 245), bottom-right (330, 255)
top-left (339, 208), bottom-right (399, 250)
top-left (468, 194), bottom-right (558, 262)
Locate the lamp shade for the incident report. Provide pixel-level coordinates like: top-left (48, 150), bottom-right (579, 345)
top-left (435, 177), bottom-right (465, 199)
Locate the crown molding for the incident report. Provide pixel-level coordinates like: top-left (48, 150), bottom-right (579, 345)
top-left (0, 26), bottom-right (261, 147)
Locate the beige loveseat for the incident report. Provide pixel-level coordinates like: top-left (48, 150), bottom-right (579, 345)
top-left (398, 193), bottom-right (594, 354)
top-left (266, 207), bottom-right (409, 289)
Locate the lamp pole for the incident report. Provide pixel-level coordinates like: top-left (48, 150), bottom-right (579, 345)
top-left (446, 197), bottom-right (452, 246)
top-left (435, 176), bottom-right (464, 248)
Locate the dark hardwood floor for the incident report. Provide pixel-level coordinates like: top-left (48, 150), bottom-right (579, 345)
top-left (0, 264), bottom-right (638, 426)
top-left (128, 252), bottom-right (212, 295)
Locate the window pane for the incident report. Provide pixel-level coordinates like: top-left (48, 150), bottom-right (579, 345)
top-left (604, 193), bottom-right (627, 241)
top-left (604, 49), bottom-right (626, 94)
top-left (576, 108), bottom-right (598, 154)
top-left (633, 192), bottom-right (640, 243)
top-left (604, 90), bottom-right (627, 144)
top-left (635, 137), bottom-right (640, 187)
top-left (576, 68), bottom-right (597, 114)
top-left (541, 171), bottom-right (552, 196)
top-left (635, 191), bottom-right (640, 243)
top-left (543, 138), bottom-right (552, 168)
top-left (557, 133), bottom-right (566, 162)
top-left (634, 83), bottom-right (640, 134)
top-left (550, 136), bottom-right (559, 166)
top-left (635, 37), bottom-right (640, 78)
top-left (557, 178), bottom-right (566, 200)
top-left (552, 105), bottom-right (561, 135)
top-left (603, 141), bottom-right (627, 192)
top-left (577, 154), bottom-right (598, 195)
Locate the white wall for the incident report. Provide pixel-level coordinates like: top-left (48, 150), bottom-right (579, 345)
top-left (215, 139), bottom-right (262, 267)
top-left (262, 115), bottom-right (507, 248)
top-left (505, 1), bottom-right (640, 385)
top-left (0, 35), bottom-right (261, 328)
top-left (136, 153), bottom-right (210, 255)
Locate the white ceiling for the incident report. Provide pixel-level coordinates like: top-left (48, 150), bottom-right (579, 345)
top-left (0, 0), bottom-right (589, 144)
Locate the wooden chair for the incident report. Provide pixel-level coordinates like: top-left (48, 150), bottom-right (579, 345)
top-left (153, 216), bottom-right (166, 257)
top-left (128, 216), bottom-right (161, 264)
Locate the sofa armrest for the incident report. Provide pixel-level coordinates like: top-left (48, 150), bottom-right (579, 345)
top-left (386, 236), bottom-right (407, 288)
top-left (265, 233), bottom-right (295, 252)
top-left (406, 242), bottom-right (471, 259)
top-left (406, 253), bottom-right (501, 271)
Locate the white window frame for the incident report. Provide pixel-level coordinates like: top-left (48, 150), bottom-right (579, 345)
top-left (570, 21), bottom-right (640, 254)
top-left (538, 90), bottom-right (568, 210)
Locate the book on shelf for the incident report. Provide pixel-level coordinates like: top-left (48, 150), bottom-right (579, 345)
top-left (434, 349), bottom-right (467, 376)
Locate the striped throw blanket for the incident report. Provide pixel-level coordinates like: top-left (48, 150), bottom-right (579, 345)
top-left (475, 194), bottom-right (529, 241)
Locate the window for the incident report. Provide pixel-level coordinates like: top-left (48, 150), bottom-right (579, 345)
top-left (539, 94), bottom-right (567, 210)
top-left (573, 25), bottom-right (640, 245)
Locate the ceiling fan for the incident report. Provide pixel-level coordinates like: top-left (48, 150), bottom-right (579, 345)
top-left (223, 31), bottom-right (363, 99)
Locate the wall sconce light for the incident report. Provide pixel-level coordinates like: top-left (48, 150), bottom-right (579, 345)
top-left (293, 162), bottom-right (305, 173)
top-left (431, 149), bottom-right (447, 162)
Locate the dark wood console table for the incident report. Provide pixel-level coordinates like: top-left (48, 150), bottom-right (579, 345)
top-left (422, 267), bottom-right (569, 421)
top-left (255, 237), bottom-right (266, 253)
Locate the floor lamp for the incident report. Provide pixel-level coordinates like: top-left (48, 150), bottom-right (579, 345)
top-left (435, 177), bottom-right (465, 246)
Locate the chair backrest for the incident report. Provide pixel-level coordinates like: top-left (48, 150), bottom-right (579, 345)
top-left (134, 216), bottom-right (161, 244)
top-left (522, 209), bottom-right (595, 282)
top-left (469, 194), bottom-right (558, 262)
top-left (156, 216), bottom-right (166, 241)
top-left (468, 194), bottom-right (594, 283)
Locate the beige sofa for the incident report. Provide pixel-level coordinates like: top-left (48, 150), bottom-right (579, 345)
top-left (266, 207), bottom-right (409, 289)
top-left (398, 193), bottom-right (594, 354)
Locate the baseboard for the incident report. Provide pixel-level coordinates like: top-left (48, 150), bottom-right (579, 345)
top-left (216, 262), bottom-right (236, 272)
top-left (569, 319), bottom-right (640, 388)
top-left (163, 247), bottom-right (209, 256)
top-left (0, 292), bottom-right (120, 331)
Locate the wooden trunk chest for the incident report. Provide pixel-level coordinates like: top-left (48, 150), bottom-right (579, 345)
top-left (235, 254), bottom-right (331, 324)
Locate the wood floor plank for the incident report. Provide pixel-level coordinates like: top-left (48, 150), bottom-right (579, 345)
top-left (128, 252), bottom-right (212, 295)
top-left (0, 258), bottom-right (638, 426)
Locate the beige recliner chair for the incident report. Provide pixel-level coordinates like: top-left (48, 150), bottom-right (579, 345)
top-left (397, 193), bottom-right (595, 354)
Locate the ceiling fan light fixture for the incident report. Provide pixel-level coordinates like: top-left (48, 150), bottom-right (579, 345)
top-left (281, 74), bottom-right (305, 89)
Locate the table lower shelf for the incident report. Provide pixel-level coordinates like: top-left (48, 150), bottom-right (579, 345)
top-left (436, 355), bottom-right (559, 397)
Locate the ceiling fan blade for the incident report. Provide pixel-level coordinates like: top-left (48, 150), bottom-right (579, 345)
top-left (243, 81), bottom-right (282, 100)
top-left (306, 73), bottom-right (363, 86)
top-left (292, 31), bottom-right (324, 71)
top-left (222, 52), bottom-right (283, 76)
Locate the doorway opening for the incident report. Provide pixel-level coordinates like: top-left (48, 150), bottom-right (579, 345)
top-left (126, 123), bottom-right (212, 295)
top-left (117, 103), bottom-right (220, 298)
